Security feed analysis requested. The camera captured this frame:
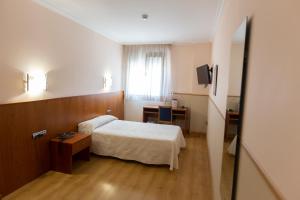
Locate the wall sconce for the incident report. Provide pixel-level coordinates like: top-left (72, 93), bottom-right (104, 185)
top-left (103, 72), bottom-right (112, 90)
top-left (26, 71), bottom-right (47, 94)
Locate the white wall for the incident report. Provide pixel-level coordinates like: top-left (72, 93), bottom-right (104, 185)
top-left (208, 0), bottom-right (300, 199)
top-left (236, 147), bottom-right (279, 200)
top-left (172, 94), bottom-right (208, 133)
top-left (228, 43), bottom-right (244, 96)
top-left (124, 43), bottom-right (211, 133)
top-left (207, 99), bottom-right (225, 200)
top-left (171, 44), bottom-right (211, 133)
top-left (0, 0), bottom-right (122, 104)
top-left (171, 43), bottom-right (211, 95)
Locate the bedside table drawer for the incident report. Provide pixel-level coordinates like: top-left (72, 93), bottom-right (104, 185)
top-left (72, 135), bottom-right (91, 155)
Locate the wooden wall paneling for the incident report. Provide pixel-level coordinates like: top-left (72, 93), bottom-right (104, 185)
top-left (0, 91), bottom-right (124, 197)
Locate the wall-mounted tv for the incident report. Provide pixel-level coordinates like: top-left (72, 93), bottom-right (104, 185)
top-left (196, 64), bottom-right (211, 85)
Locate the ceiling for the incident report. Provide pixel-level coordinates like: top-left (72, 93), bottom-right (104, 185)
top-left (36, 0), bottom-right (222, 44)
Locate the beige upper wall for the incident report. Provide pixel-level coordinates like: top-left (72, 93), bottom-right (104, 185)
top-left (171, 43), bottom-right (211, 95)
top-left (228, 43), bottom-right (244, 96)
top-left (209, 0), bottom-right (300, 199)
top-left (0, 0), bottom-right (122, 104)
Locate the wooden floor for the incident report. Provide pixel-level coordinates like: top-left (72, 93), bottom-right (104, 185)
top-left (4, 134), bottom-right (212, 200)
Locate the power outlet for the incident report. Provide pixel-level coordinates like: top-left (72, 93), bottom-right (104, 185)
top-left (32, 130), bottom-right (47, 139)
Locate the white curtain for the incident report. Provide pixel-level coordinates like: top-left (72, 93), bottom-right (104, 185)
top-left (123, 45), bottom-right (171, 101)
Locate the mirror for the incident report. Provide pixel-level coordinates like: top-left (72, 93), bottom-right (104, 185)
top-left (220, 18), bottom-right (249, 200)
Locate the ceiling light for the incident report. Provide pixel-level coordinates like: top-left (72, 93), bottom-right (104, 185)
top-left (142, 14), bottom-right (148, 21)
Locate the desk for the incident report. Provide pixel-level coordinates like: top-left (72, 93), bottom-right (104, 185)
top-left (143, 105), bottom-right (190, 134)
top-left (224, 111), bottom-right (240, 139)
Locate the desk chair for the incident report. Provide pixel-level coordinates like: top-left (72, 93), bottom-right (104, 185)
top-left (158, 106), bottom-right (172, 124)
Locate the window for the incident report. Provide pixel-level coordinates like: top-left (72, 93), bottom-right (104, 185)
top-left (124, 45), bottom-right (171, 101)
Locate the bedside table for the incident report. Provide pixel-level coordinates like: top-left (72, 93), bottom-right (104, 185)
top-left (50, 132), bottom-right (91, 174)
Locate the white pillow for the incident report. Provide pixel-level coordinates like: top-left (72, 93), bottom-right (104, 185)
top-left (78, 115), bottom-right (118, 134)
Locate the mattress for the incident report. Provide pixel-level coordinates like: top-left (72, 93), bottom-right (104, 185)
top-left (90, 120), bottom-right (186, 170)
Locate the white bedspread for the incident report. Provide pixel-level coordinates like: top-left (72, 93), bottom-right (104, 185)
top-left (90, 120), bottom-right (186, 170)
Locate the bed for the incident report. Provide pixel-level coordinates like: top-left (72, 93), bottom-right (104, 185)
top-left (78, 115), bottom-right (186, 170)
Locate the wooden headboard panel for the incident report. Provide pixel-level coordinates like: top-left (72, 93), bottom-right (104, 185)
top-left (0, 91), bottom-right (124, 197)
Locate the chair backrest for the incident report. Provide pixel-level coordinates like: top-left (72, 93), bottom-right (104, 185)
top-left (158, 106), bottom-right (172, 123)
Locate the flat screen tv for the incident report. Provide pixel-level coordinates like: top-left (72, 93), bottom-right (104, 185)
top-left (196, 64), bottom-right (211, 84)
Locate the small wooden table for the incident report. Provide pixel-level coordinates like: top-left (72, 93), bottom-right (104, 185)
top-left (224, 111), bottom-right (240, 139)
top-left (50, 133), bottom-right (91, 174)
